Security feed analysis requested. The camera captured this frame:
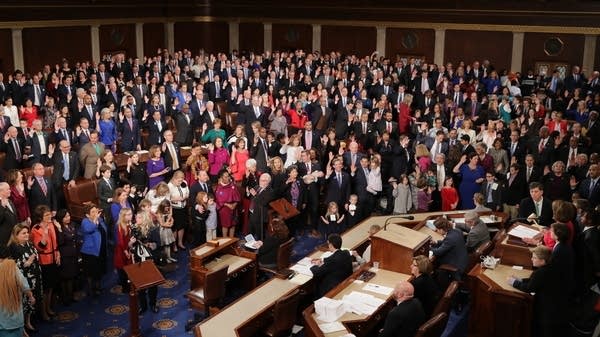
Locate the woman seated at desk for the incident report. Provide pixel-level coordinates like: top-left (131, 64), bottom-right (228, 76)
top-left (253, 218), bottom-right (289, 269)
top-left (508, 245), bottom-right (569, 337)
top-left (410, 255), bottom-right (441, 317)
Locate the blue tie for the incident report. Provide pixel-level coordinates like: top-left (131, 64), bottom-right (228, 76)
top-left (63, 154), bottom-right (69, 181)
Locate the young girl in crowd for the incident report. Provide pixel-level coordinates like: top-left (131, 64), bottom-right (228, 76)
top-left (416, 180), bottom-right (432, 212)
top-left (192, 192), bottom-right (209, 247)
top-left (392, 174), bottom-right (414, 214)
top-left (320, 201), bottom-right (346, 237)
top-left (205, 195), bottom-right (218, 241)
top-left (156, 200), bottom-right (176, 263)
top-left (440, 176), bottom-right (459, 211)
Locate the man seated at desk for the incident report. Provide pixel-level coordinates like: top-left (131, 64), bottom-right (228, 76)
top-left (310, 234), bottom-right (353, 297)
top-left (508, 245), bottom-right (569, 337)
top-left (454, 211), bottom-right (490, 252)
top-left (430, 217), bottom-right (468, 280)
top-left (351, 224), bottom-right (381, 268)
top-left (378, 281), bottom-right (426, 337)
top-left (518, 182), bottom-right (553, 227)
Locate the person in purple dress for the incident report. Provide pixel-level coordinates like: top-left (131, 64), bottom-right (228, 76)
top-left (146, 145), bottom-right (169, 189)
top-left (207, 137), bottom-right (230, 183)
top-left (452, 152), bottom-right (485, 209)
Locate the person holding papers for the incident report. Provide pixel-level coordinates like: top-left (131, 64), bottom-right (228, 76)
top-left (310, 234), bottom-right (352, 297)
top-left (518, 182), bottom-right (553, 227)
top-left (430, 217), bottom-right (468, 281)
top-left (378, 281), bottom-right (426, 337)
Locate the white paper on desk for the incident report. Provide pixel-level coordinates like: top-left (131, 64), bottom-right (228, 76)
top-left (297, 257), bottom-right (312, 266)
top-left (480, 216), bottom-right (495, 224)
top-left (363, 283), bottom-right (394, 296)
top-left (321, 251), bottom-right (333, 259)
top-left (508, 225), bottom-right (539, 239)
top-left (315, 297), bottom-right (345, 323)
top-left (290, 264), bottom-right (313, 276)
top-left (318, 321), bottom-right (346, 333)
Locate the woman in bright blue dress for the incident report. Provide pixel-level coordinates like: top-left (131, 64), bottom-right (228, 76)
top-left (453, 152), bottom-right (485, 209)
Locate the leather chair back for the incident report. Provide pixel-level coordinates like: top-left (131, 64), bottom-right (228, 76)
top-left (268, 289), bottom-right (300, 337)
top-left (64, 178), bottom-right (99, 221)
top-left (276, 237), bottom-right (294, 271)
top-left (431, 281), bottom-right (458, 317)
top-left (414, 312), bottom-right (448, 337)
top-left (204, 264), bottom-right (228, 305)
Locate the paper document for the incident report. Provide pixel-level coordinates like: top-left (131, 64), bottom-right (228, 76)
top-left (290, 264), bottom-right (313, 276)
top-left (296, 257), bottom-right (312, 266)
top-left (508, 225), bottom-right (539, 239)
top-left (425, 220), bottom-right (437, 230)
top-left (363, 283), bottom-right (394, 296)
top-left (318, 321), bottom-right (346, 333)
top-left (341, 291), bottom-right (385, 315)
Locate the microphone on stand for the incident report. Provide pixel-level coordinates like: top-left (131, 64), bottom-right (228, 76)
top-left (383, 215), bottom-right (415, 231)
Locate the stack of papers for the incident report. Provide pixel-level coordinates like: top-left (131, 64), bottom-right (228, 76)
top-left (318, 321), bottom-right (346, 333)
top-left (363, 283), bottom-right (394, 296)
top-left (508, 225), bottom-right (539, 239)
top-left (290, 257), bottom-right (313, 276)
top-left (341, 291), bottom-right (385, 315)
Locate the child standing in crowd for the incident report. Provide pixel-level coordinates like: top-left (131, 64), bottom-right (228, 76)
top-left (156, 200), bottom-right (176, 263)
top-left (320, 201), bottom-right (346, 237)
top-left (392, 174), bottom-right (414, 214)
top-left (205, 195), bottom-right (218, 241)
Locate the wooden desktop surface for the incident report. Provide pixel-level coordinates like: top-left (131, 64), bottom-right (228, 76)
top-left (204, 254), bottom-right (252, 274)
top-left (197, 278), bottom-right (298, 337)
top-left (482, 265), bottom-right (533, 293)
top-left (312, 269), bottom-right (410, 337)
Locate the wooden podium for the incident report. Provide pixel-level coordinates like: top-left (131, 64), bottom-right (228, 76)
top-left (269, 198), bottom-right (300, 220)
top-left (123, 261), bottom-right (166, 337)
top-left (370, 225), bottom-right (430, 274)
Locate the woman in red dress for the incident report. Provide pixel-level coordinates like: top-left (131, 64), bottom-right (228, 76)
top-left (440, 176), bottom-right (459, 211)
top-left (7, 169), bottom-right (30, 225)
top-left (215, 170), bottom-right (241, 237)
top-left (114, 208), bottom-right (133, 293)
top-left (398, 94), bottom-right (414, 134)
top-left (20, 98), bottom-right (39, 127)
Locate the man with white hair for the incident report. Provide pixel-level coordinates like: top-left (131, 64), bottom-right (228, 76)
top-left (378, 281), bottom-right (426, 337)
top-left (0, 182), bottom-right (18, 249)
top-left (455, 211), bottom-right (490, 252)
top-left (248, 173), bottom-right (273, 240)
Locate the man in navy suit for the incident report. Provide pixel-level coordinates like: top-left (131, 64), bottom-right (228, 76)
top-left (25, 74), bottom-right (46, 108)
top-left (118, 107), bottom-right (142, 152)
top-left (300, 121), bottom-right (320, 151)
top-left (310, 234), bottom-right (353, 297)
top-left (26, 163), bottom-right (57, 214)
top-left (144, 110), bottom-right (167, 146)
top-left (518, 182), bottom-right (553, 227)
top-left (52, 117), bottom-right (74, 146)
top-left (48, 140), bottom-right (79, 209)
top-left (430, 217), bottom-right (468, 280)
top-left (28, 119), bottom-right (52, 166)
top-left (325, 157), bottom-right (351, 209)
top-left (189, 90), bottom-right (207, 126)
top-left (578, 164), bottom-right (600, 208)
top-left (0, 126), bottom-right (26, 171)
top-left (378, 281), bottom-right (426, 337)
top-left (342, 141), bottom-right (364, 171)
top-left (57, 75), bottom-right (76, 106)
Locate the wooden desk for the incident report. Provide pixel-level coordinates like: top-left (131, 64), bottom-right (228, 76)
top-left (189, 238), bottom-right (257, 292)
top-left (195, 278), bottom-right (299, 337)
top-left (468, 264), bottom-right (533, 337)
top-left (493, 223), bottom-right (541, 269)
top-left (303, 268), bottom-right (410, 337)
top-left (370, 226), bottom-right (429, 274)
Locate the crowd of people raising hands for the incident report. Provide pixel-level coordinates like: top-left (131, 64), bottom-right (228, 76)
top-left (0, 46), bottom-right (599, 337)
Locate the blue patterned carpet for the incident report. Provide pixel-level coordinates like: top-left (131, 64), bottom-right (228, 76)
top-left (35, 232), bottom-right (466, 337)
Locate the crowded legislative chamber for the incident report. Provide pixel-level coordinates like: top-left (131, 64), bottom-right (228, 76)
top-left (1, 1), bottom-right (600, 337)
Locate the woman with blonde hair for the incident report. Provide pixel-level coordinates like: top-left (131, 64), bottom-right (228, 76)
top-left (7, 224), bottom-right (41, 333)
top-left (0, 252), bottom-right (35, 337)
top-left (168, 170), bottom-right (190, 251)
top-left (398, 93), bottom-right (413, 134)
top-left (415, 144), bottom-right (432, 172)
top-left (458, 119), bottom-right (476, 144)
top-left (146, 181), bottom-right (171, 213)
top-left (320, 202), bottom-right (346, 237)
top-left (280, 134), bottom-right (304, 168)
top-left (114, 208), bottom-right (133, 293)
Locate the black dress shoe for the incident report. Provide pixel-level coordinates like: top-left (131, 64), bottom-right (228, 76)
top-left (138, 306), bottom-right (147, 315)
top-left (151, 305), bottom-right (159, 313)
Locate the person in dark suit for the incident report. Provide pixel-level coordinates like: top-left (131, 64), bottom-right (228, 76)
top-left (578, 163), bottom-right (600, 207)
top-left (502, 164), bottom-right (528, 220)
top-left (310, 234), bottom-right (353, 297)
top-left (507, 130), bottom-right (527, 164)
top-left (189, 91), bottom-right (207, 126)
top-left (25, 74), bottom-right (46, 108)
top-left (105, 83), bottom-right (122, 109)
top-left (324, 158), bottom-right (351, 210)
top-left (523, 154), bottom-right (542, 185)
top-left (144, 110), bottom-right (167, 146)
top-left (430, 217), bottom-right (468, 277)
top-left (117, 107), bottom-right (142, 152)
top-left (376, 112), bottom-right (399, 139)
top-left (480, 172), bottom-right (502, 211)
top-left (188, 170), bottom-right (212, 207)
top-left (455, 211), bottom-right (491, 252)
top-left (574, 208), bottom-right (600, 293)
top-left (249, 127), bottom-right (270, 173)
top-left (48, 140), bottom-right (80, 209)
top-left (311, 96), bottom-right (333, 136)
top-left (409, 255), bottom-right (441, 317)
top-left (161, 130), bottom-right (181, 180)
top-left (173, 104), bottom-right (194, 146)
top-left (298, 150), bottom-right (322, 236)
top-left (27, 119), bottom-right (52, 166)
top-left (518, 182), bottom-right (553, 227)
top-left (378, 281), bottom-right (426, 337)
top-left (300, 121), bottom-right (320, 151)
top-left (0, 126), bottom-right (26, 171)
top-left (248, 173), bottom-right (274, 240)
top-left (509, 245), bottom-right (569, 337)
top-left (97, 165), bottom-right (115, 223)
top-left (56, 76), bottom-right (76, 106)
top-left (26, 163), bottom-right (57, 213)
top-left (52, 116), bottom-right (74, 146)
top-left (585, 111), bottom-right (600, 154)
top-left (0, 182), bottom-right (18, 250)
top-left (564, 66), bottom-right (585, 92)
top-left (342, 141), bottom-right (364, 171)
top-left (244, 96), bottom-right (266, 136)
top-left (207, 75), bottom-right (225, 102)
